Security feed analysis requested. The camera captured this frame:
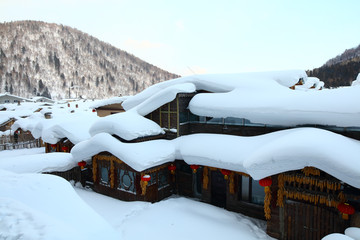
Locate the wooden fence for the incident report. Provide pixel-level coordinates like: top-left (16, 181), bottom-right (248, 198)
top-left (0, 139), bottom-right (42, 151)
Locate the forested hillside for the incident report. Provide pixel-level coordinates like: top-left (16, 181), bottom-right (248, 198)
top-left (0, 21), bottom-right (179, 99)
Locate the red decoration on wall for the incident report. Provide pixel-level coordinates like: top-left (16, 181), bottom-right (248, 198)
top-left (78, 161), bottom-right (86, 170)
top-left (220, 169), bottom-right (231, 179)
top-left (190, 165), bottom-right (199, 173)
top-left (338, 203), bottom-right (355, 220)
top-left (61, 146), bottom-right (69, 152)
top-left (141, 175), bottom-right (151, 182)
top-left (168, 164), bottom-right (176, 174)
top-left (259, 177), bottom-right (273, 187)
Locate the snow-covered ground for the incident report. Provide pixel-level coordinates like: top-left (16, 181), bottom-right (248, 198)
top-left (0, 148), bottom-right (274, 240)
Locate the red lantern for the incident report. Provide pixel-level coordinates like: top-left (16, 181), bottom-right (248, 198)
top-left (168, 164), bottom-right (176, 174)
top-left (259, 177), bottom-right (272, 187)
top-left (190, 164), bottom-right (199, 173)
top-left (338, 203), bottom-right (355, 220)
top-left (220, 169), bottom-right (231, 179)
top-left (61, 146), bottom-right (69, 152)
top-left (92, 109), bottom-right (96, 112)
top-left (77, 161), bottom-right (86, 170)
top-left (50, 144), bottom-right (57, 151)
top-left (141, 175), bottom-right (151, 182)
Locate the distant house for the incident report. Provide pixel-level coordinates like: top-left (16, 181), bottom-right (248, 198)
top-left (30, 96), bottom-right (55, 104)
top-left (90, 97), bottom-right (126, 117)
top-left (68, 70), bottom-right (360, 240)
top-left (0, 93), bottom-right (30, 104)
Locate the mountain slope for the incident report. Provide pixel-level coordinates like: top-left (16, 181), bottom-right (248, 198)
top-left (0, 21), bottom-right (179, 99)
top-left (308, 44), bottom-right (360, 87)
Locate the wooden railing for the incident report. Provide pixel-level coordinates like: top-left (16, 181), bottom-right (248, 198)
top-left (0, 139), bottom-right (42, 151)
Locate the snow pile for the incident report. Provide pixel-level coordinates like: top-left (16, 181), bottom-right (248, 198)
top-left (0, 170), bottom-right (119, 240)
top-left (75, 188), bottom-right (273, 240)
top-left (71, 128), bottom-right (360, 188)
top-left (351, 73), bottom-right (360, 86)
top-left (322, 227), bottom-right (360, 240)
top-left (119, 197), bottom-right (272, 240)
top-left (322, 233), bottom-right (355, 240)
top-left (90, 83), bottom-right (196, 140)
top-left (345, 227), bottom-right (360, 240)
top-left (0, 152), bottom-right (76, 174)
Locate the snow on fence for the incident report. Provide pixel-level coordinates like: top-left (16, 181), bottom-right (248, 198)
top-left (0, 139), bottom-right (42, 151)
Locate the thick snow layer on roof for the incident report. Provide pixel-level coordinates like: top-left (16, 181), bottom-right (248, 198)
top-left (0, 152), bottom-right (76, 173)
top-left (71, 128), bottom-right (360, 188)
top-left (189, 85), bottom-right (360, 127)
top-left (12, 108), bottom-right (98, 144)
top-left (122, 70), bottom-right (307, 110)
top-left (89, 83), bottom-right (196, 140)
top-left (41, 113), bottom-right (99, 144)
top-left (88, 96), bottom-right (127, 109)
top-left (72, 133), bottom-right (175, 170)
top-left (0, 170), bottom-right (119, 240)
top-left (89, 111), bottom-right (165, 141)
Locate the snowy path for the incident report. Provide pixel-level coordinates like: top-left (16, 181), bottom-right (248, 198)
top-left (75, 187), bottom-right (274, 240)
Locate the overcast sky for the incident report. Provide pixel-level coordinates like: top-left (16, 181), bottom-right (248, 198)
top-left (1, 0), bottom-right (359, 76)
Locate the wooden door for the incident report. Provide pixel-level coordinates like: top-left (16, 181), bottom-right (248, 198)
top-left (285, 201), bottom-right (345, 240)
top-left (211, 170), bottom-right (227, 208)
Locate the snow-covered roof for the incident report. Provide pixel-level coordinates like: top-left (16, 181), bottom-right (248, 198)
top-left (0, 92), bottom-right (30, 101)
top-left (189, 84), bottom-right (360, 128)
top-left (121, 70), bottom-right (359, 128)
top-left (12, 102), bottom-right (99, 144)
top-left (122, 70), bottom-right (307, 110)
top-left (88, 96), bottom-right (127, 109)
top-left (71, 128), bottom-right (360, 188)
top-left (89, 83), bottom-right (196, 140)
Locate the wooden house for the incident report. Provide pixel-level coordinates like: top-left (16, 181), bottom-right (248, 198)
top-left (69, 71), bottom-right (360, 240)
top-left (266, 167), bottom-right (360, 240)
top-left (91, 152), bottom-right (174, 202)
top-left (95, 103), bottom-right (125, 117)
top-left (45, 138), bottom-right (74, 153)
top-left (90, 97), bottom-right (126, 117)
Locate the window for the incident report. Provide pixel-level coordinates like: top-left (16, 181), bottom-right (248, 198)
top-left (158, 168), bottom-right (170, 190)
top-left (4, 100), bottom-right (9, 103)
top-left (100, 166), bottom-right (110, 186)
top-left (251, 179), bottom-right (265, 205)
top-left (148, 172), bottom-right (157, 186)
top-left (238, 176), bottom-right (265, 205)
top-left (117, 169), bottom-right (136, 193)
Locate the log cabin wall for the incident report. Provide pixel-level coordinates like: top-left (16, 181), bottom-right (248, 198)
top-left (267, 168), bottom-right (359, 240)
top-left (175, 160), bottom-right (266, 220)
top-left (92, 153), bottom-right (174, 202)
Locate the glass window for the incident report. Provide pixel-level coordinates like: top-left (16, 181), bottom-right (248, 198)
top-left (158, 168), bottom-right (170, 190)
top-left (225, 117), bottom-right (244, 125)
top-left (148, 172), bottom-right (157, 186)
top-left (100, 167), bottom-right (110, 186)
top-left (117, 169), bottom-right (136, 193)
top-left (179, 111), bottom-right (189, 123)
top-left (251, 179), bottom-right (265, 205)
top-left (241, 176), bottom-right (250, 201)
top-left (189, 112), bottom-right (199, 122)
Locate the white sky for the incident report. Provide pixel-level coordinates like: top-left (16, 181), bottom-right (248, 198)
top-left (1, 0), bottom-right (360, 76)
